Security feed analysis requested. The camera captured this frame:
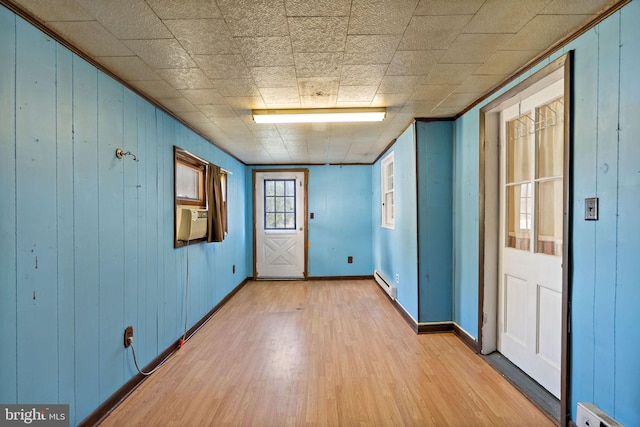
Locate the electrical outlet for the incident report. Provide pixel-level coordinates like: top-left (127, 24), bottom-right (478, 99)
top-left (124, 326), bottom-right (134, 348)
top-left (395, 274), bottom-right (400, 283)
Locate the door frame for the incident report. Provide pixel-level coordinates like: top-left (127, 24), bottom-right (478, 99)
top-left (477, 52), bottom-right (572, 425)
top-left (252, 168), bottom-right (309, 280)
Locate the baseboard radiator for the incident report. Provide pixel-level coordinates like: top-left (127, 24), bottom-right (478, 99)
top-left (374, 270), bottom-right (397, 300)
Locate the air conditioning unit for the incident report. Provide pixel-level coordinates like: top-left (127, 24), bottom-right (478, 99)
top-left (177, 208), bottom-right (208, 241)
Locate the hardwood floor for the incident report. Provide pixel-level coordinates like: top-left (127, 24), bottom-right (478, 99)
top-left (100, 280), bottom-right (554, 426)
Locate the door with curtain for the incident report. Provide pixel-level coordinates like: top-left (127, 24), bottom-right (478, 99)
top-left (254, 170), bottom-right (307, 279)
top-left (498, 79), bottom-right (564, 398)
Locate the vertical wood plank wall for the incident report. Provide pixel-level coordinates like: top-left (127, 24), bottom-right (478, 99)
top-left (416, 121), bottom-right (453, 322)
top-left (0, 8), bottom-right (248, 425)
top-left (452, 2), bottom-right (640, 424)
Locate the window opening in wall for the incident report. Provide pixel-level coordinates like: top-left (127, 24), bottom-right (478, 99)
top-left (174, 147), bottom-right (229, 247)
top-left (264, 179), bottom-right (296, 230)
top-left (381, 151), bottom-right (395, 229)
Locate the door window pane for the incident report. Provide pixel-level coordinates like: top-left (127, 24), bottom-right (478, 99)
top-left (264, 179), bottom-right (296, 230)
top-left (537, 99), bottom-right (564, 179)
top-left (507, 114), bottom-right (532, 183)
top-left (506, 183), bottom-right (531, 251)
top-left (536, 180), bottom-right (563, 256)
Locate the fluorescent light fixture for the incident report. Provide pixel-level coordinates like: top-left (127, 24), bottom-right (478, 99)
top-left (252, 108), bottom-right (386, 124)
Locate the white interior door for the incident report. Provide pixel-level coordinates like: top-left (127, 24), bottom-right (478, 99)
top-left (254, 171), bottom-right (306, 279)
top-left (498, 80), bottom-right (564, 398)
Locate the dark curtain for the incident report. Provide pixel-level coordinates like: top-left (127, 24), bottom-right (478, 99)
top-left (207, 164), bottom-right (225, 242)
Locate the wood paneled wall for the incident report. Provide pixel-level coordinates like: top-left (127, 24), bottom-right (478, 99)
top-left (0, 8), bottom-right (248, 425)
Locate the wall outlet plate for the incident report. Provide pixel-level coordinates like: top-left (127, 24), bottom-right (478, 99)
top-left (124, 326), bottom-right (134, 348)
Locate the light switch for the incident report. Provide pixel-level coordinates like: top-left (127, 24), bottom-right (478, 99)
top-left (585, 197), bottom-right (598, 220)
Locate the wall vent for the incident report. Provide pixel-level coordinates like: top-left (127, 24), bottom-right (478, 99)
top-left (374, 270), bottom-right (397, 300)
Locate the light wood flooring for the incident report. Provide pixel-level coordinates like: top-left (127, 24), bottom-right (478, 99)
top-left (99, 279), bottom-right (554, 426)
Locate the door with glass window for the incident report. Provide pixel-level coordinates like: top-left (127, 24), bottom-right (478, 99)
top-left (254, 170), bottom-right (307, 279)
top-left (498, 79), bottom-right (564, 398)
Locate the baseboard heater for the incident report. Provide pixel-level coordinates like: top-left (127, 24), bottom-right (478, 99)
top-left (374, 270), bottom-right (397, 300)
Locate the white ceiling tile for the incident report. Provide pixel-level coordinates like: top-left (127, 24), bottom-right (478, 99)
top-left (337, 86), bottom-right (378, 102)
top-left (179, 89), bottom-right (226, 105)
top-left (194, 54), bottom-right (252, 79)
top-left (414, 0), bottom-right (485, 15)
top-left (131, 80), bottom-right (181, 98)
top-left (96, 56), bottom-right (161, 81)
top-left (158, 69), bottom-right (213, 90)
top-left (473, 50), bottom-right (538, 75)
top-left (211, 79), bottom-right (261, 97)
top-left (122, 39), bottom-right (196, 69)
top-left (225, 96), bottom-right (266, 110)
top-left (298, 77), bottom-right (340, 97)
top-left (542, 0), bottom-right (619, 14)
top-left (288, 17), bottom-right (348, 53)
top-left (236, 37), bottom-right (294, 67)
top-left (437, 92), bottom-right (483, 108)
top-left (348, 0), bottom-right (419, 35)
top-left (455, 75), bottom-right (502, 94)
top-left (439, 33), bottom-right (512, 64)
top-left (48, 21), bottom-right (133, 57)
top-left (463, 0), bottom-right (550, 34)
top-left (398, 16), bottom-right (471, 51)
top-left (15, 0), bottom-right (94, 21)
top-left (376, 75), bottom-right (423, 93)
top-left (251, 67), bottom-right (297, 88)
top-left (410, 85), bottom-right (458, 101)
top-left (294, 53), bottom-right (344, 78)
top-left (371, 93), bottom-right (410, 107)
top-left (198, 104), bottom-right (238, 118)
top-left (343, 35), bottom-right (402, 65)
top-left (157, 97), bottom-right (198, 112)
top-left (340, 64), bottom-right (387, 86)
top-left (300, 95), bottom-right (339, 108)
top-left (163, 19), bottom-right (237, 55)
top-left (146, 0), bottom-right (223, 19)
top-left (501, 14), bottom-right (590, 51)
top-left (422, 63), bottom-right (480, 84)
top-left (285, 0), bottom-right (352, 16)
top-left (259, 87), bottom-right (301, 105)
top-left (178, 111), bottom-right (210, 124)
top-left (386, 50), bottom-right (443, 76)
top-left (75, 0), bottom-right (173, 39)
top-left (217, 0), bottom-right (289, 37)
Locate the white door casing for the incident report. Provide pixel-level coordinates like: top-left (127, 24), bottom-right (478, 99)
top-left (498, 79), bottom-right (564, 398)
top-left (254, 170), bottom-right (307, 279)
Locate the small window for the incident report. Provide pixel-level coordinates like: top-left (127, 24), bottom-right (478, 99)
top-left (381, 151), bottom-right (395, 229)
top-left (176, 153), bottom-right (205, 207)
top-left (264, 179), bottom-right (296, 230)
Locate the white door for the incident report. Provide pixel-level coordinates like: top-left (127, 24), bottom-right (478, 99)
top-left (254, 170), bottom-right (307, 279)
top-left (498, 79), bottom-right (564, 398)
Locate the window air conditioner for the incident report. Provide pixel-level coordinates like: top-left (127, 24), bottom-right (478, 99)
top-left (177, 208), bottom-right (208, 241)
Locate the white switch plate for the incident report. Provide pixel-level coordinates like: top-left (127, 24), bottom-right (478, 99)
top-left (585, 197), bottom-right (599, 220)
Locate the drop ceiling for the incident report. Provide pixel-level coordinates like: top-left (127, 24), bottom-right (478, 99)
top-left (4, 0), bottom-right (623, 164)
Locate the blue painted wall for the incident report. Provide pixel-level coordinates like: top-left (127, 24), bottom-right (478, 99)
top-left (567, 2), bottom-right (640, 423)
top-left (452, 2), bottom-right (640, 423)
top-left (0, 8), bottom-right (247, 425)
top-left (416, 121), bottom-right (453, 322)
top-left (245, 165), bottom-right (373, 277)
top-left (372, 125), bottom-right (419, 320)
